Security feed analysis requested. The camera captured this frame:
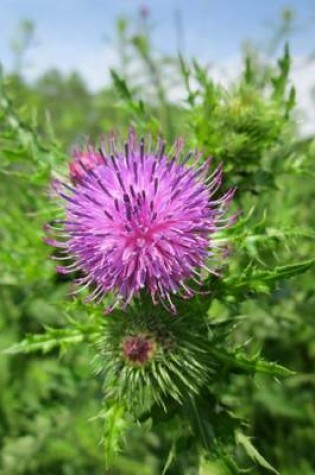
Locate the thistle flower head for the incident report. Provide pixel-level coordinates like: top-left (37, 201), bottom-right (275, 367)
top-left (46, 130), bottom-right (235, 312)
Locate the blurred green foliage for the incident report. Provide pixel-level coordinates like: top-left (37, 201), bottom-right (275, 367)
top-left (1, 10), bottom-right (315, 475)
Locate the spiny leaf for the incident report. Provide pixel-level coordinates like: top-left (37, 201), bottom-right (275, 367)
top-left (244, 56), bottom-right (254, 85)
top-left (110, 70), bottom-right (132, 101)
top-left (235, 430), bottom-right (279, 474)
top-left (162, 440), bottom-right (176, 475)
top-left (96, 401), bottom-right (128, 467)
top-left (223, 259), bottom-right (315, 295)
top-left (210, 348), bottom-right (293, 377)
top-left (271, 43), bottom-right (291, 102)
top-left (4, 325), bottom-right (97, 355)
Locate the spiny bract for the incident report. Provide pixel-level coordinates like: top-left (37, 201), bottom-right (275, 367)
top-left (45, 130), bottom-right (235, 312)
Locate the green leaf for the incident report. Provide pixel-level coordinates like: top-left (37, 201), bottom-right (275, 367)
top-left (223, 259), bottom-right (315, 296)
top-left (4, 325), bottom-right (97, 355)
top-left (162, 440), bottom-right (176, 475)
top-left (110, 70), bottom-right (132, 101)
top-left (200, 459), bottom-right (234, 475)
top-left (262, 259), bottom-right (315, 282)
top-left (235, 430), bottom-right (279, 474)
top-left (96, 401), bottom-right (128, 467)
top-left (210, 348), bottom-right (294, 377)
top-left (244, 56), bottom-right (253, 85)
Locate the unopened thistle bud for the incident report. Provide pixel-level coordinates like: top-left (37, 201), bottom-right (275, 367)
top-left (97, 303), bottom-right (214, 408)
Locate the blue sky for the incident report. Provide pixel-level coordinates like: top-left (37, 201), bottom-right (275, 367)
top-left (0, 0), bottom-right (314, 89)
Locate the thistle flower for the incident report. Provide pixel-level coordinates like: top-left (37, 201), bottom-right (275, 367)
top-left (46, 130), bottom-right (235, 312)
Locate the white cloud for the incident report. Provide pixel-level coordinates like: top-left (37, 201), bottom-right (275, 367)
top-left (23, 42), bottom-right (118, 91)
top-left (291, 59), bottom-right (315, 137)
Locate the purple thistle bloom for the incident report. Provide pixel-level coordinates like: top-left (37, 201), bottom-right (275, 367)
top-left (46, 130), bottom-right (235, 313)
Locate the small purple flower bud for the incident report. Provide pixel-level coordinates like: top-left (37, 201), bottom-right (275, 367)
top-left (140, 5), bottom-right (149, 19)
top-left (122, 334), bottom-right (156, 365)
top-left (69, 148), bottom-right (104, 185)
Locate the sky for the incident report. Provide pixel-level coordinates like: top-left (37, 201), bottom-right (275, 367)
top-left (0, 0), bottom-right (315, 134)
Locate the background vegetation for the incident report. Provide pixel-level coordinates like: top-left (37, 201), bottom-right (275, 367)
top-left (0, 7), bottom-right (314, 475)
